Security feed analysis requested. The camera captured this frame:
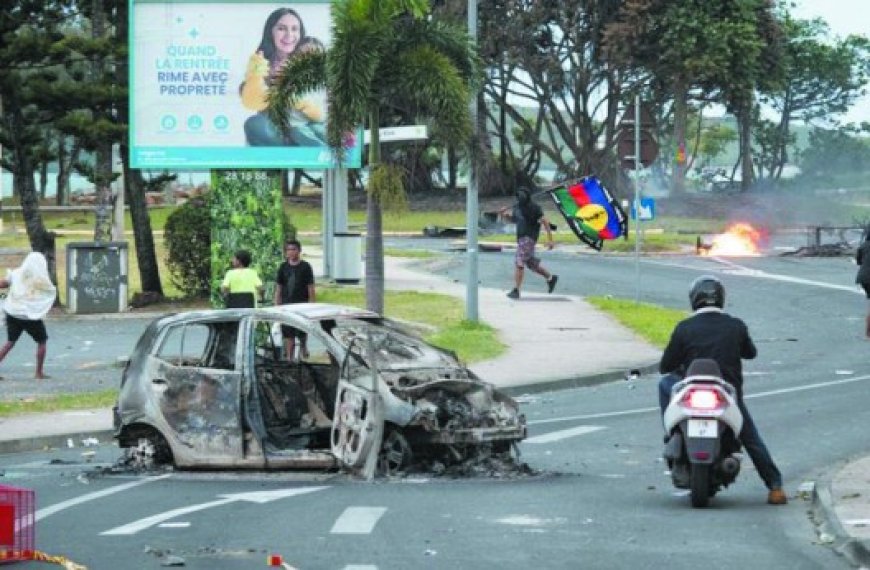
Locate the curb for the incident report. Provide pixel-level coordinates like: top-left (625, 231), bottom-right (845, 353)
top-left (812, 474), bottom-right (870, 568)
top-left (501, 361), bottom-right (659, 397)
top-left (0, 429), bottom-right (115, 456)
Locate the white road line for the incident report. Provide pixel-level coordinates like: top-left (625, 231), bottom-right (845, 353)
top-left (644, 257), bottom-right (861, 293)
top-left (529, 407), bottom-right (657, 426)
top-left (524, 425), bottom-right (605, 444)
top-left (101, 486), bottom-right (328, 536)
top-left (36, 474), bottom-right (172, 521)
top-left (101, 498), bottom-right (234, 535)
top-left (330, 507), bottom-right (387, 535)
top-left (527, 374), bottom-right (870, 425)
top-left (745, 373), bottom-right (870, 399)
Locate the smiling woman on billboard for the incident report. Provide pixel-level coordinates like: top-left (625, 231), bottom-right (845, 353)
top-left (240, 8), bottom-right (327, 147)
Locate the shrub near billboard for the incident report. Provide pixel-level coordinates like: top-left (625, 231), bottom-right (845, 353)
top-left (130, 0), bottom-right (361, 169)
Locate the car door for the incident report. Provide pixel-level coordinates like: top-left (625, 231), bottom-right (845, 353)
top-left (151, 320), bottom-right (244, 464)
top-left (331, 336), bottom-right (384, 479)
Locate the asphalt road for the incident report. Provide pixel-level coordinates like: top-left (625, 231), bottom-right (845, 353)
top-left (2, 245), bottom-right (867, 569)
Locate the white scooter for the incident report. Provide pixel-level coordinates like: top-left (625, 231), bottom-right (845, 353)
top-left (663, 358), bottom-right (744, 508)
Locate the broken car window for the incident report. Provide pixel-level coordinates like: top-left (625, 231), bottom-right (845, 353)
top-left (156, 323), bottom-right (210, 367)
top-left (155, 321), bottom-right (239, 371)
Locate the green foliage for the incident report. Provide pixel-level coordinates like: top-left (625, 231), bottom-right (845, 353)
top-left (798, 126), bottom-right (870, 178)
top-left (164, 197), bottom-right (212, 297)
top-left (698, 122), bottom-right (738, 165)
top-left (209, 171), bottom-right (295, 306)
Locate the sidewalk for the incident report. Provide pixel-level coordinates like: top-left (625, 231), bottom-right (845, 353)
top-left (813, 456), bottom-right (870, 567)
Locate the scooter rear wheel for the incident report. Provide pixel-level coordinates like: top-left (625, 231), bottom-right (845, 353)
top-left (690, 464), bottom-right (712, 508)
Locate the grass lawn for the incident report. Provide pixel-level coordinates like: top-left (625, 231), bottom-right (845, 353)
top-left (586, 296), bottom-right (687, 348)
top-left (0, 390), bottom-right (118, 416)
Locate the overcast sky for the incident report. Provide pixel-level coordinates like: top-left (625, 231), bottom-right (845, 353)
top-left (791, 0), bottom-right (870, 124)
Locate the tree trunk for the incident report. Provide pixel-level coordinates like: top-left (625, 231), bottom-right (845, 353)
top-left (123, 162), bottom-right (163, 295)
top-left (738, 102), bottom-right (754, 192)
top-left (364, 108), bottom-right (384, 314)
top-left (447, 144), bottom-right (458, 191)
top-left (56, 138), bottom-right (68, 206)
top-left (290, 169), bottom-right (302, 195)
top-left (14, 144), bottom-right (57, 284)
top-left (774, 92), bottom-right (791, 180)
top-left (115, 0), bottom-right (162, 297)
top-left (672, 80), bottom-right (688, 195)
top-left (38, 161), bottom-right (48, 199)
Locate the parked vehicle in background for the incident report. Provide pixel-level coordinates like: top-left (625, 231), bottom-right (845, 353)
top-left (699, 168), bottom-right (740, 193)
top-left (113, 304), bottom-right (527, 477)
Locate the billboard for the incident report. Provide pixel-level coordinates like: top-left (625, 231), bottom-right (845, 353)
top-left (130, 0), bottom-right (361, 169)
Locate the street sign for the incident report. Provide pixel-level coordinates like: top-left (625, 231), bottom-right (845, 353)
top-left (630, 197), bottom-right (655, 221)
top-left (363, 125), bottom-right (428, 144)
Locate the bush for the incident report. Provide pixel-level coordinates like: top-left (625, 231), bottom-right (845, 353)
top-left (164, 197), bottom-right (211, 297)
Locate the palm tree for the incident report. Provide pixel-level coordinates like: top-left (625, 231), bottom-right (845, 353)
top-left (268, 0), bottom-right (478, 313)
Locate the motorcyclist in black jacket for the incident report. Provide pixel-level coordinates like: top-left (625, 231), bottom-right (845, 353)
top-left (658, 275), bottom-right (787, 505)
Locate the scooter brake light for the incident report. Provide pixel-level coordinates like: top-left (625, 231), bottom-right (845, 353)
top-left (682, 388), bottom-right (723, 410)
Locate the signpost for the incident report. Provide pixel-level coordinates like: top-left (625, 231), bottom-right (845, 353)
top-left (617, 99), bottom-right (659, 303)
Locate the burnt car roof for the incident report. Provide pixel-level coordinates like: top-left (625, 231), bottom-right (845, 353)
top-left (153, 303), bottom-right (381, 326)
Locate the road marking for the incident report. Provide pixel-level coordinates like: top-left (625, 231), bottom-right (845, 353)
top-left (746, 373), bottom-right (870, 400)
top-left (330, 507), bottom-right (387, 535)
top-left (529, 408), bottom-right (657, 426)
top-left (101, 486), bottom-right (328, 536)
top-left (528, 374), bottom-right (870, 425)
top-left (524, 425), bottom-right (605, 444)
top-left (36, 474), bottom-right (172, 522)
top-left (645, 257), bottom-right (861, 293)
top-left (158, 522), bottom-right (190, 528)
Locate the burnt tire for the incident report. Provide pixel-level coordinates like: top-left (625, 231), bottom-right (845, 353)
top-left (690, 463), bottom-right (712, 508)
top-left (378, 429), bottom-right (412, 476)
top-left (126, 430), bottom-right (172, 470)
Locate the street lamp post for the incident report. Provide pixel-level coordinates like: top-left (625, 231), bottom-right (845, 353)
top-left (465, 0), bottom-right (479, 321)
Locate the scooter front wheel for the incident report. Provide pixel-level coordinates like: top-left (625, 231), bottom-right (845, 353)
top-left (690, 464), bottom-right (712, 508)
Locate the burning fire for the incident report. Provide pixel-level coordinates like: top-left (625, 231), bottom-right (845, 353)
top-left (701, 222), bottom-right (762, 257)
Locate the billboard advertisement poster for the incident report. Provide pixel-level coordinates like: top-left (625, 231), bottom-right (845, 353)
top-left (130, 0), bottom-right (361, 169)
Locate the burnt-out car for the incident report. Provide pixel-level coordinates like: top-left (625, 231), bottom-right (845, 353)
top-left (113, 304), bottom-right (526, 476)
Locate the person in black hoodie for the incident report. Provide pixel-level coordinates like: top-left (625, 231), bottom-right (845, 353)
top-left (499, 187), bottom-right (558, 299)
top-left (658, 275), bottom-right (787, 505)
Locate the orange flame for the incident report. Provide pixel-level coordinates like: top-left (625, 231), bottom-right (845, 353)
top-left (704, 222), bottom-right (761, 256)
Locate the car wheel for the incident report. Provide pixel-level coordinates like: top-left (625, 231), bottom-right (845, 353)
top-left (127, 431), bottom-right (172, 470)
top-left (378, 429), bottom-right (412, 476)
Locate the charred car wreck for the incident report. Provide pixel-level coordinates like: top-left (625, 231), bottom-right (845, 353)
top-left (114, 304), bottom-right (526, 477)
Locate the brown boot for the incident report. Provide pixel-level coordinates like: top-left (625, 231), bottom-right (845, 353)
top-left (767, 488), bottom-right (787, 505)
top-left (865, 315), bottom-right (870, 338)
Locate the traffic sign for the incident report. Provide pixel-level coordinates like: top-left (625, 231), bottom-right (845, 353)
top-left (630, 197), bottom-right (655, 221)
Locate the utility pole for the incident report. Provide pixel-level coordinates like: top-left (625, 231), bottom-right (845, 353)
top-left (465, 0), bottom-right (479, 321)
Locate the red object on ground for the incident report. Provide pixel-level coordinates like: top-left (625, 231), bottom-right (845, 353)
top-left (268, 554), bottom-right (283, 566)
top-left (0, 484), bottom-right (36, 563)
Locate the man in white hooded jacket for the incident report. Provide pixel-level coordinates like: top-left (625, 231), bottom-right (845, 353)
top-left (0, 252), bottom-right (57, 380)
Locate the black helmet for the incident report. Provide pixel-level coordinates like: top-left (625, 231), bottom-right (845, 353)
top-left (689, 275), bottom-right (724, 310)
